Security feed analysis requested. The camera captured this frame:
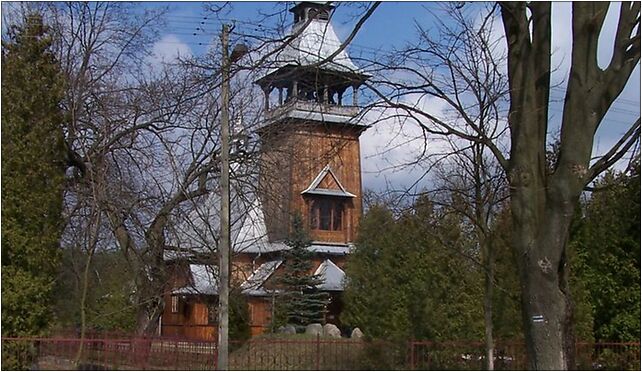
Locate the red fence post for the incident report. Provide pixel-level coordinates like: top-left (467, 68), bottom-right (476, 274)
top-left (316, 334), bottom-right (321, 370)
top-left (409, 339), bottom-right (415, 370)
top-left (214, 337), bottom-right (219, 370)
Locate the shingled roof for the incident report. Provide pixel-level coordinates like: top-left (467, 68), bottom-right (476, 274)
top-left (314, 259), bottom-right (346, 291)
top-left (255, 6), bottom-right (366, 84)
top-left (239, 258), bottom-right (346, 297)
top-left (172, 264), bottom-right (219, 295)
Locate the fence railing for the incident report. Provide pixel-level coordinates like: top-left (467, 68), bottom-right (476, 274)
top-left (409, 340), bottom-right (527, 370)
top-left (409, 340), bottom-right (641, 370)
top-left (1, 334), bottom-right (639, 370)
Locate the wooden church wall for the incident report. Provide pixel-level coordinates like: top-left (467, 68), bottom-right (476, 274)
top-left (161, 294), bottom-right (216, 341)
top-left (259, 127), bottom-right (295, 241)
top-left (248, 298), bottom-right (273, 336)
top-left (162, 255), bottom-right (349, 340)
top-left (161, 262), bottom-right (216, 340)
top-left (259, 122), bottom-right (363, 243)
top-left (291, 124), bottom-right (362, 243)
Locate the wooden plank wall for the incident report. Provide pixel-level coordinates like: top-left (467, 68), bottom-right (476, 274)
top-left (248, 298), bottom-right (272, 336)
top-left (162, 256), bottom-right (348, 340)
top-left (292, 125), bottom-right (362, 243)
top-left (260, 122), bottom-right (363, 243)
top-left (161, 294), bottom-right (216, 341)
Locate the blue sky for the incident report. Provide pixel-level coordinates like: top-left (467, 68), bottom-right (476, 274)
top-left (134, 2), bottom-right (640, 191)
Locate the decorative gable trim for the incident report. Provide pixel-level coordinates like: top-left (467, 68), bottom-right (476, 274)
top-left (301, 164), bottom-right (356, 198)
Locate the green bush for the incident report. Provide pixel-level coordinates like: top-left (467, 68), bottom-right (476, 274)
top-left (230, 289), bottom-right (251, 343)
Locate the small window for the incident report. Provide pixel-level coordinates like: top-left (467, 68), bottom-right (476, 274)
top-left (182, 301), bottom-right (191, 318)
top-left (333, 202), bottom-right (342, 230)
top-left (310, 198), bottom-right (344, 231)
top-left (208, 302), bottom-right (218, 325)
top-left (171, 295), bottom-right (178, 313)
top-left (318, 9), bottom-right (330, 21)
top-left (308, 9), bottom-right (330, 21)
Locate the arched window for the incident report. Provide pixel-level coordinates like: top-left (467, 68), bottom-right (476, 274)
top-left (310, 198), bottom-right (344, 231)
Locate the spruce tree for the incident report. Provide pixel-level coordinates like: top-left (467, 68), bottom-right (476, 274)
top-left (1, 13), bottom-right (66, 338)
top-left (277, 215), bottom-right (329, 327)
top-left (571, 163), bottom-right (641, 342)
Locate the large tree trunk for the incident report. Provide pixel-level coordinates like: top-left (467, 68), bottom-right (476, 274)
top-left (134, 247), bottom-right (166, 336)
top-left (136, 227), bottom-right (168, 337)
top-left (511, 174), bottom-right (578, 369)
top-left (135, 296), bottom-right (164, 336)
top-left (134, 270), bottom-right (165, 337)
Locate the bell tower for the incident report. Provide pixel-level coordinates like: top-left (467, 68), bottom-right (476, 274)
top-left (255, 1), bottom-right (369, 244)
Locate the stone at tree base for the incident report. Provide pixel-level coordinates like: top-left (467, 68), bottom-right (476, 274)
top-left (305, 323), bottom-right (323, 336)
top-left (282, 324), bottom-right (296, 334)
top-left (323, 323), bottom-right (341, 338)
top-left (351, 327), bottom-right (364, 339)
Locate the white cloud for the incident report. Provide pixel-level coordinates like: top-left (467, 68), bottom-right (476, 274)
top-left (360, 95), bottom-right (458, 191)
top-left (148, 34), bottom-right (192, 66)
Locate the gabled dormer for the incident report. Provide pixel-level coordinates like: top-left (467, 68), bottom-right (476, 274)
top-left (301, 165), bottom-right (357, 242)
top-left (302, 164), bottom-right (356, 198)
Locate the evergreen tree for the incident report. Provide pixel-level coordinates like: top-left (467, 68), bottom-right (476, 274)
top-left (571, 163), bottom-right (641, 342)
top-left (277, 215), bottom-right (329, 327)
top-left (53, 250), bottom-right (138, 333)
top-left (1, 13), bottom-right (66, 337)
top-left (343, 199), bottom-right (489, 369)
top-left (343, 198), bottom-right (486, 342)
top-left (229, 288), bottom-right (251, 342)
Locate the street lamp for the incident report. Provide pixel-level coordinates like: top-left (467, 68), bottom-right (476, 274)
top-left (218, 23), bottom-right (247, 371)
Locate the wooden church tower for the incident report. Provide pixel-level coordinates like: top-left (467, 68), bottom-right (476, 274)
top-left (255, 1), bottom-right (369, 244)
top-left (160, 2), bottom-right (370, 340)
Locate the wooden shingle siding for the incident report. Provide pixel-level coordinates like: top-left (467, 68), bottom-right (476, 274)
top-left (260, 123), bottom-right (363, 243)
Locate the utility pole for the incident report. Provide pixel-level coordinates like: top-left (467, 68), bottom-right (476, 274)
top-left (218, 23), bottom-right (231, 371)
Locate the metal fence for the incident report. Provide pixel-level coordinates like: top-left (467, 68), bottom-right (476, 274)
top-left (409, 340), bottom-right (641, 370)
top-left (1, 336), bottom-right (218, 370)
top-left (1, 335), bottom-right (639, 370)
top-left (409, 340), bottom-right (527, 370)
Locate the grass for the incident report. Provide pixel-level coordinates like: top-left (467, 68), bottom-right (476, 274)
top-left (228, 334), bottom-right (365, 370)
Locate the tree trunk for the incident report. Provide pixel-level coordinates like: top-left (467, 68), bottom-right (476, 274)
top-left (516, 246), bottom-right (568, 369)
top-left (75, 209), bottom-right (101, 365)
top-left (511, 183), bottom-right (577, 370)
top-left (483, 240), bottom-right (494, 371)
top-left (74, 252), bottom-right (93, 365)
top-left (135, 297), bottom-right (164, 336)
top-left (134, 253), bottom-right (166, 336)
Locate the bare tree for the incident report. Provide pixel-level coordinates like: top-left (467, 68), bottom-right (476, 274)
top-left (38, 2), bottom-right (228, 335)
top-left (400, 7), bottom-right (509, 369)
top-left (363, 2), bottom-right (640, 369)
top-left (499, 3), bottom-right (639, 368)
top-left (430, 141), bottom-right (509, 371)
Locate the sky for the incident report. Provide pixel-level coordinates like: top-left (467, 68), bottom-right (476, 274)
top-left (138, 2), bottom-right (640, 194)
top-left (8, 1), bottom-right (638, 194)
